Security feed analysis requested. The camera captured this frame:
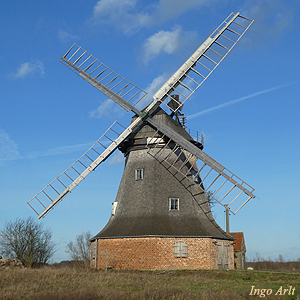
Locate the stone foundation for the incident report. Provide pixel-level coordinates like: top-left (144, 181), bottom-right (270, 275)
top-left (91, 236), bottom-right (234, 270)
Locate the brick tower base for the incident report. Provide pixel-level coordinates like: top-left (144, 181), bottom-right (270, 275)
top-left (91, 237), bottom-right (234, 270)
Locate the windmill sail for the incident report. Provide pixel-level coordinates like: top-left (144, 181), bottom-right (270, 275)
top-left (27, 121), bottom-right (137, 219)
top-left (27, 12), bottom-right (255, 219)
top-left (61, 44), bottom-right (147, 115)
top-left (145, 120), bottom-right (255, 214)
top-left (151, 12), bottom-right (254, 113)
top-left (60, 12), bottom-right (255, 212)
top-left (60, 12), bottom-right (254, 119)
top-left (147, 130), bottom-right (254, 214)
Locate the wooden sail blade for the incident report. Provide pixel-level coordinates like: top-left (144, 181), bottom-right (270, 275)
top-left (27, 120), bottom-right (140, 219)
top-left (146, 119), bottom-right (255, 214)
top-left (151, 12), bottom-right (254, 114)
top-left (60, 44), bottom-right (146, 115)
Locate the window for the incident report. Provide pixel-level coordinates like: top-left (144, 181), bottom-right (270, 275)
top-left (135, 168), bottom-right (144, 180)
top-left (174, 242), bottom-right (188, 257)
top-left (169, 197), bottom-right (179, 211)
top-left (191, 169), bottom-right (200, 183)
top-left (111, 202), bottom-right (118, 216)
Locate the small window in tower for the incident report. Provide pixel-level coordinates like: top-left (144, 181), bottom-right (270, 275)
top-left (111, 202), bottom-right (118, 216)
top-left (169, 197), bottom-right (179, 211)
top-left (174, 242), bottom-right (188, 257)
top-left (191, 169), bottom-right (200, 183)
top-left (135, 168), bottom-right (144, 180)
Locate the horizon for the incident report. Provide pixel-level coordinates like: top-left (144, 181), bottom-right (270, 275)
top-left (1, 0), bottom-right (300, 263)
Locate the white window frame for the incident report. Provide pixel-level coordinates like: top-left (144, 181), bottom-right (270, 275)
top-left (174, 242), bottom-right (188, 257)
top-left (169, 197), bottom-right (179, 211)
top-left (135, 168), bottom-right (144, 181)
top-left (111, 202), bottom-right (118, 216)
top-left (191, 169), bottom-right (200, 183)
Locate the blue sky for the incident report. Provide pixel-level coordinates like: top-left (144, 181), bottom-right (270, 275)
top-left (1, 0), bottom-right (299, 263)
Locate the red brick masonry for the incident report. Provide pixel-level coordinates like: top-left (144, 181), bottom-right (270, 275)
top-left (91, 237), bottom-right (234, 270)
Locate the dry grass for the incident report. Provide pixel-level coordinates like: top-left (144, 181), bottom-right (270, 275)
top-left (0, 267), bottom-right (299, 300)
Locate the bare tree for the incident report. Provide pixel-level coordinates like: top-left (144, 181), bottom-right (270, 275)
top-left (0, 217), bottom-right (55, 267)
top-left (100, 250), bottom-right (112, 271)
top-left (66, 231), bottom-right (91, 267)
top-left (277, 254), bottom-right (285, 263)
top-left (206, 190), bottom-right (216, 209)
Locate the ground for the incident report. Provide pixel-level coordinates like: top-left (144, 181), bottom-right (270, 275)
top-left (0, 267), bottom-right (299, 300)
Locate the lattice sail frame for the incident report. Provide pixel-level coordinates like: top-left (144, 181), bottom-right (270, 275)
top-left (27, 121), bottom-right (128, 218)
top-left (61, 44), bottom-right (147, 113)
top-left (27, 12), bottom-right (255, 218)
top-left (147, 131), bottom-right (255, 215)
top-left (153, 12), bottom-right (254, 114)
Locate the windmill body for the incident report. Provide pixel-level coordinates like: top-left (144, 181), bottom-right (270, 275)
top-left (27, 12), bottom-right (255, 270)
top-left (91, 108), bottom-right (234, 269)
top-left (96, 108), bottom-right (231, 239)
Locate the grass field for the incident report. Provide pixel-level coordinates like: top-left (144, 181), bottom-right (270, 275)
top-left (0, 267), bottom-right (299, 300)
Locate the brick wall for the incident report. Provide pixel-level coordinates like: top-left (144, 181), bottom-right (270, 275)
top-left (91, 237), bottom-right (234, 270)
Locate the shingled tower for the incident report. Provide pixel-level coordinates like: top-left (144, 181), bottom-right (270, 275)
top-left (91, 108), bottom-right (234, 270)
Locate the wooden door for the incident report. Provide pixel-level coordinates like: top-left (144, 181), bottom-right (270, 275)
top-left (217, 241), bottom-right (228, 269)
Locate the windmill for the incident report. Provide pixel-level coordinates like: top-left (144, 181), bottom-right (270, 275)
top-left (27, 12), bottom-right (255, 270)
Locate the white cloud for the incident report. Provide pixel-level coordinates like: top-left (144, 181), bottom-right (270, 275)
top-left (42, 143), bottom-right (92, 157)
top-left (91, 0), bottom-right (213, 34)
top-left (93, 0), bottom-right (134, 16)
top-left (89, 99), bottom-right (124, 118)
top-left (153, 0), bottom-right (214, 21)
top-left (108, 151), bottom-right (124, 165)
top-left (145, 73), bottom-right (169, 96)
top-left (135, 73), bottom-right (170, 109)
top-left (12, 60), bottom-right (45, 78)
top-left (142, 26), bottom-right (182, 64)
top-left (91, 0), bottom-right (294, 42)
top-left (89, 74), bottom-right (170, 113)
top-left (141, 25), bottom-right (199, 64)
top-left (0, 130), bottom-right (110, 164)
top-left (92, 0), bottom-right (151, 34)
top-left (0, 128), bottom-right (21, 165)
top-left (58, 29), bottom-right (80, 43)
top-left (241, 0), bottom-right (294, 47)
top-left (25, 142), bottom-right (95, 160)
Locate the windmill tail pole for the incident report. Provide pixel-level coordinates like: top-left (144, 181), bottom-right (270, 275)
top-left (226, 204), bottom-right (230, 233)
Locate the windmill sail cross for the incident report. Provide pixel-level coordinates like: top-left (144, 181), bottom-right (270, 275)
top-left (27, 12), bottom-right (255, 219)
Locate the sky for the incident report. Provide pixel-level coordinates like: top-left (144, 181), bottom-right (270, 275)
top-left (0, 0), bottom-right (299, 263)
